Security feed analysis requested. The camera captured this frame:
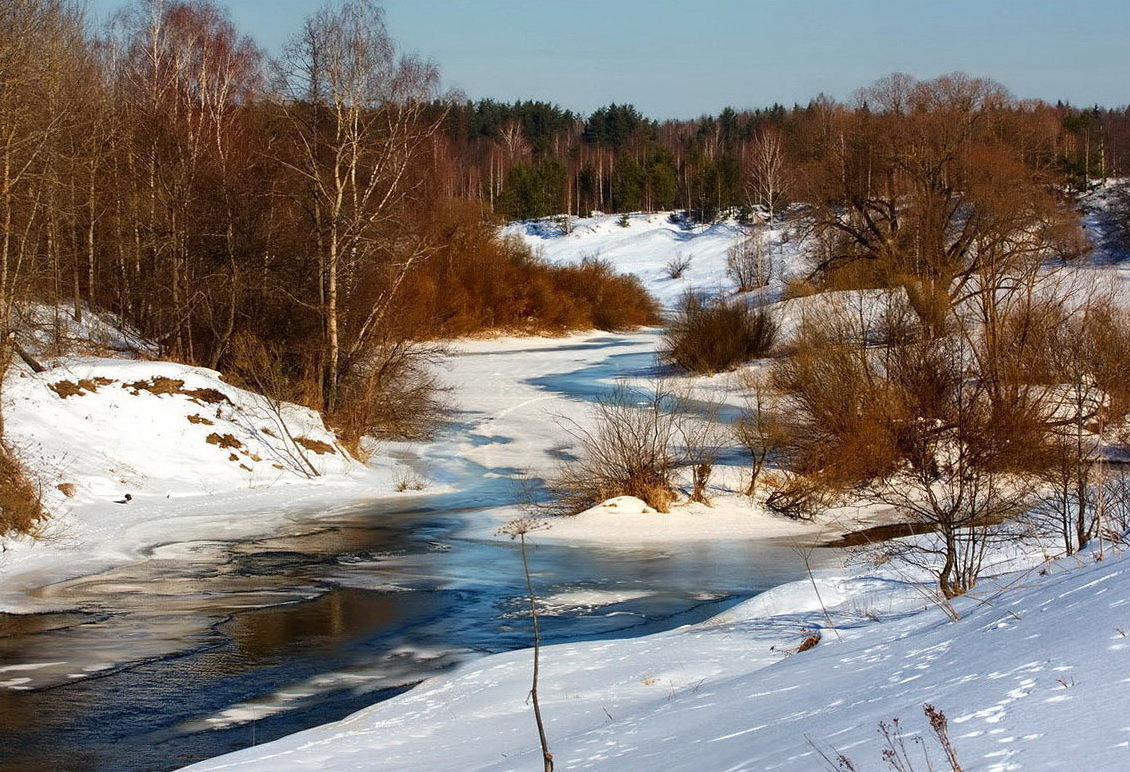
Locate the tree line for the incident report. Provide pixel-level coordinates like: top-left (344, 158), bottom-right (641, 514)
top-left (441, 91), bottom-right (1130, 223)
top-left (4, 0), bottom-right (1130, 554)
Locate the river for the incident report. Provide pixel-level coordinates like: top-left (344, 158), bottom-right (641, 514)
top-left (0, 332), bottom-right (839, 771)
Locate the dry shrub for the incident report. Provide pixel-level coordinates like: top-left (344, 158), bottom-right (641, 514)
top-left (662, 292), bottom-right (778, 374)
top-left (726, 234), bottom-right (772, 291)
top-left (771, 305), bottom-right (1052, 596)
top-left (548, 384), bottom-right (681, 514)
top-left (817, 258), bottom-right (894, 292)
top-left (0, 447), bottom-right (43, 537)
top-left (553, 256), bottom-right (661, 332)
top-left (764, 472), bottom-right (837, 520)
top-left (781, 278), bottom-right (818, 300)
top-left (397, 201), bottom-right (660, 336)
top-left (665, 252), bottom-right (692, 279)
top-left (332, 339), bottom-right (448, 451)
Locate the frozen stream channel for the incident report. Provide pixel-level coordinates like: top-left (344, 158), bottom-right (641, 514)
top-left (0, 331), bottom-right (839, 771)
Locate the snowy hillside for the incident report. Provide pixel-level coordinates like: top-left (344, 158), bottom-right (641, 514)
top-left (502, 212), bottom-right (803, 308)
top-left (9, 357), bottom-right (358, 510)
top-left (0, 311), bottom-right (398, 607)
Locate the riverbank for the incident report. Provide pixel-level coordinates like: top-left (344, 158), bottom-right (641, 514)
top-left (186, 528), bottom-right (1126, 772)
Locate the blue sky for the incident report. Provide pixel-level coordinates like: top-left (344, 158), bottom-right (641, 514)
top-left (89, 0), bottom-right (1130, 118)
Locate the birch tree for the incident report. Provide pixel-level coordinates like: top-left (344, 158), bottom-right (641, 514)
top-left (278, 0), bottom-right (441, 413)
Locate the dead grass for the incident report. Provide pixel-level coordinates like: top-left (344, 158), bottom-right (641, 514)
top-left (124, 377), bottom-right (185, 395)
top-left (48, 377), bottom-right (113, 399)
top-left (293, 436), bottom-right (335, 455)
top-left (0, 447), bottom-right (43, 537)
top-left (186, 414), bottom-right (214, 425)
top-left (183, 387), bottom-right (229, 405)
top-left (124, 378), bottom-right (229, 405)
top-left (205, 432), bottom-right (243, 450)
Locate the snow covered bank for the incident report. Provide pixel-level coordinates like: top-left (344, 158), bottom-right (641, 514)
top-left (185, 535), bottom-right (1130, 771)
top-left (0, 351), bottom-right (404, 609)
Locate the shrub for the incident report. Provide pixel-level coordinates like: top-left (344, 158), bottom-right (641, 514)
top-left (665, 252), bottom-right (692, 279)
top-left (332, 340), bottom-right (448, 451)
top-left (726, 234), bottom-right (773, 291)
top-left (662, 293), bottom-right (778, 374)
top-left (397, 202), bottom-right (660, 335)
top-left (552, 257), bottom-right (661, 331)
top-left (781, 278), bottom-right (818, 300)
top-left (0, 446), bottom-right (43, 537)
top-left (548, 384), bottom-right (681, 514)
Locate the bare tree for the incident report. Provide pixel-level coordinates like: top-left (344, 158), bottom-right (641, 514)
top-left (277, 0), bottom-right (442, 412)
top-left (734, 372), bottom-right (783, 497)
top-left (745, 126), bottom-right (789, 223)
top-left (802, 73), bottom-right (1082, 334)
top-left (772, 308), bottom-right (1051, 597)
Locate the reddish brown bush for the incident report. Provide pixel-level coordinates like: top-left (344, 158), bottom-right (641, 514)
top-left (397, 202), bottom-right (660, 337)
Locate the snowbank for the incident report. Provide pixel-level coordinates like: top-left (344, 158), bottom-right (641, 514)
top-left (0, 352), bottom-right (397, 609)
top-left (528, 494), bottom-right (839, 544)
top-left (10, 356), bottom-right (358, 509)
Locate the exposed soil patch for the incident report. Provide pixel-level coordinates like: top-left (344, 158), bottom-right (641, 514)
top-left (124, 377), bottom-right (185, 396)
top-left (205, 433), bottom-right (243, 450)
top-left (48, 377), bottom-right (114, 399)
top-left (183, 387), bottom-right (228, 405)
top-left (123, 377), bottom-right (229, 405)
top-left (294, 437), bottom-right (336, 455)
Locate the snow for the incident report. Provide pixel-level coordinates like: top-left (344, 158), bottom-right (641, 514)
top-left (0, 351), bottom-right (401, 609)
top-left (183, 191), bottom-right (1130, 771)
top-left (503, 211), bottom-right (803, 308)
top-left (536, 494), bottom-right (834, 544)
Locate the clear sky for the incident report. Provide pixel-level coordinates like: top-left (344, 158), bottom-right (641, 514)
top-left (88, 0), bottom-right (1130, 119)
